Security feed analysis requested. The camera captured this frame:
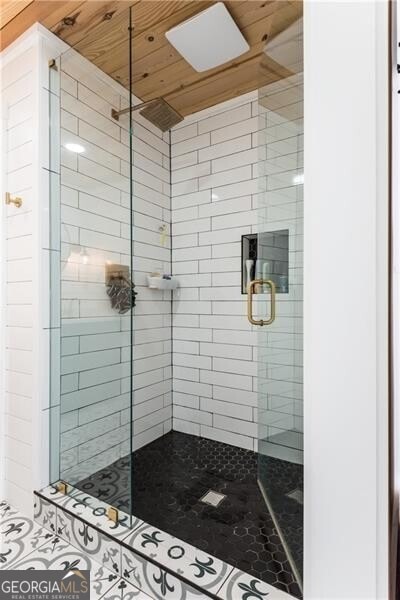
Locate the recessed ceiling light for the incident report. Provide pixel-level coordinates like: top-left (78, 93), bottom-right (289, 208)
top-left (65, 142), bottom-right (85, 154)
top-left (211, 192), bottom-right (219, 201)
top-left (165, 3), bottom-right (249, 72)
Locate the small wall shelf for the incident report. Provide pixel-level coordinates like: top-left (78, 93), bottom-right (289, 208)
top-left (147, 276), bottom-right (179, 290)
top-left (241, 231), bottom-right (289, 294)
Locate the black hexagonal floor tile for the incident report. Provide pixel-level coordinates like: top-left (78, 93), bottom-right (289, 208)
top-left (76, 430), bottom-right (303, 598)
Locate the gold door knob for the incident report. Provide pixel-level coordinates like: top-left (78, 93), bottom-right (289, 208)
top-left (5, 192), bottom-right (22, 208)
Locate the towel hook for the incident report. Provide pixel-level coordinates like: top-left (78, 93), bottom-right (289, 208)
top-left (5, 192), bottom-right (22, 208)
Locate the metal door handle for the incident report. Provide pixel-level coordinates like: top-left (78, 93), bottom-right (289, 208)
top-left (247, 279), bottom-right (276, 326)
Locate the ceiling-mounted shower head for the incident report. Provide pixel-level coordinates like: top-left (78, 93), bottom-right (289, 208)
top-left (111, 98), bottom-right (183, 132)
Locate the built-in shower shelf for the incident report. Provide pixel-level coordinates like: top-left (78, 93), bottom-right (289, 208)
top-left (147, 275), bottom-right (179, 290)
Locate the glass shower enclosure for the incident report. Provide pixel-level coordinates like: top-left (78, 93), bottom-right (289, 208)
top-left (48, 7), bottom-right (135, 520)
top-left (256, 16), bottom-right (304, 587)
top-left (47, 3), bottom-right (304, 592)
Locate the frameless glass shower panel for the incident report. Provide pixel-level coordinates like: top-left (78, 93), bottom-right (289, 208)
top-left (257, 16), bottom-right (304, 584)
top-left (49, 9), bottom-right (134, 515)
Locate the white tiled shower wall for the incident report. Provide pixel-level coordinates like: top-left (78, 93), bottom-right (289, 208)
top-left (57, 50), bottom-right (172, 481)
top-left (1, 25), bottom-right (303, 515)
top-left (170, 92), bottom-right (259, 451)
top-left (170, 89), bottom-right (303, 454)
top-left (0, 24), bottom-right (173, 510)
top-left (257, 74), bottom-right (304, 464)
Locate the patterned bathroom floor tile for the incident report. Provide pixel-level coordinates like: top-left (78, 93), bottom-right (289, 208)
top-left (0, 501), bottom-right (16, 524)
top-left (123, 522), bottom-right (233, 595)
top-left (121, 547), bottom-right (205, 600)
top-left (33, 494), bottom-right (57, 534)
top-left (217, 568), bottom-right (295, 600)
top-left (56, 506), bottom-right (122, 576)
top-left (0, 505), bottom-right (54, 569)
top-left (37, 486), bottom-right (140, 539)
top-left (101, 578), bottom-right (155, 599)
top-left (11, 536), bottom-right (119, 599)
top-left (0, 503), bottom-right (158, 599)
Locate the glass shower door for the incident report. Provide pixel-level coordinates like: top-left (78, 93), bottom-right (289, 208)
top-left (49, 7), bottom-right (135, 521)
top-left (255, 17), bottom-right (304, 586)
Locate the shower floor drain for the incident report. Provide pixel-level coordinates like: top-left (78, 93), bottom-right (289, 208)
top-left (199, 490), bottom-right (226, 507)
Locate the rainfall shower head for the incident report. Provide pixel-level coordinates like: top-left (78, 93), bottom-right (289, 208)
top-left (111, 98), bottom-right (183, 132)
top-left (140, 98), bottom-right (183, 131)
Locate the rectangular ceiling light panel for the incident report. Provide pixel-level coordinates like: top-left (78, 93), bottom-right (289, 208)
top-left (165, 2), bottom-right (249, 72)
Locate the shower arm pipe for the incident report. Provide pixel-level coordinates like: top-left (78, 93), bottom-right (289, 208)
top-left (111, 98), bottom-right (159, 121)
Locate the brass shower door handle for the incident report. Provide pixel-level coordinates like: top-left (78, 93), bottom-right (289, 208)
top-left (247, 279), bottom-right (276, 326)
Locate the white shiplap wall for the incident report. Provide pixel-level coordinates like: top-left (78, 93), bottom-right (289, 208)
top-left (171, 92), bottom-right (260, 451)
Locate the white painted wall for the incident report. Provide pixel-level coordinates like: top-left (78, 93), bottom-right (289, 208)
top-left (391, 4), bottom-right (400, 591)
top-left (303, 1), bottom-right (389, 598)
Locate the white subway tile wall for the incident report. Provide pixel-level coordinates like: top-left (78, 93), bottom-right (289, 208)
top-left (257, 75), bottom-right (303, 464)
top-left (3, 49), bottom-right (36, 509)
top-left (57, 49), bottom-right (172, 482)
top-left (1, 26), bottom-right (70, 514)
top-left (171, 88), bottom-right (303, 455)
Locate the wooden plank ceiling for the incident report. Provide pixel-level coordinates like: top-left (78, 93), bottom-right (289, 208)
top-left (1, 0), bottom-right (302, 116)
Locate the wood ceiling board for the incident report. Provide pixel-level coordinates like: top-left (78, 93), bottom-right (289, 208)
top-left (76, 0), bottom-right (204, 57)
top-left (50, 0), bottom-right (136, 48)
top-left (127, 0), bottom-right (269, 85)
top-left (0, 0), bottom-right (135, 51)
top-left (0, 0), bottom-right (79, 50)
top-left (0, 0), bottom-right (302, 118)
top-left (165, 54), bottom-right (292, 116)
top-left (88, 1), bottom-right (213, 80)
top-left (105, 8), bottom-right (255, 89)
top-left (129, 0), bottom-right (206, 36)
top-left (68, 9), bottom-right (132, 65)
top-left (114, 42), bottom-right (181, 87)
top-left (39, 1), bottom-right (85, 29)
top-left (0, 0), bottom-right (33, 29)
top-left (121, 1), bottom-right (301, 103)
top-left (91, 0), bottom-right (247, 81)
top-left (226, 0), bottom-right (281, 29)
